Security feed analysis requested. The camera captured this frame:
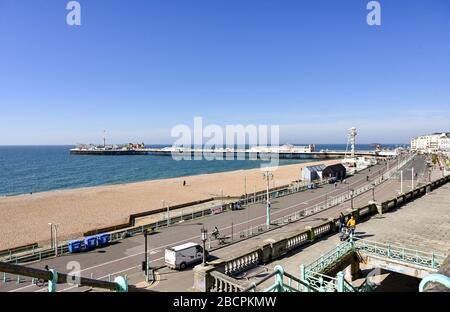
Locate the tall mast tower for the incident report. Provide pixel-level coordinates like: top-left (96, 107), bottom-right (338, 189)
top-left (348, 127), bottom-right (357, 158)
top-left (103, 130), bottom-right (106, 147)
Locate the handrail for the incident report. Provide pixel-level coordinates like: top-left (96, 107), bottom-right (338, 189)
top-left (305, 240), bottom-right (354, 273)
top-left (342, 277), bottom-right (358, 292)
top-left (242, 266), bottom-right (316, 292)
top-left (353, 238), bottom-right (445, 270)
top-left (241, 271), bottom-right (278, 292)
top-left (303, 270), bottom-right (339, 292)
top-left (354, 238), bottom-right (445, 258)
top-left (419, 273), bottom-right (450, 292)
top-left (0, 261), bottom-right (147, 292)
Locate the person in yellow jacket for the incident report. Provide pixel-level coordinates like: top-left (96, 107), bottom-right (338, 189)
top-left (346, 215), bottom-right (356, 236)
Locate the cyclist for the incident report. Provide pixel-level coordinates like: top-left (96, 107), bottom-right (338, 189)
top-left (36, 265), bottom-right (50, 287)
top-left (346, 215), bottom-right (356, 237)
top-left (212, 226), bottom-right (220, 239)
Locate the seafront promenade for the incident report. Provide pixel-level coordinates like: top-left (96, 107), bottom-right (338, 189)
top-left (0, 159), bottom-right (340, 250)
top-left (0, 156), bottom-right (423, 292)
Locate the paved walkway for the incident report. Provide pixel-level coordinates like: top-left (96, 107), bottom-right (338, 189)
top-left (247, 183), bottom-right (450, 288)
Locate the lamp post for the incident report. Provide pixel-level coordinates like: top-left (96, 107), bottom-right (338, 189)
top-left (53, 224), bottom-right (59, 256)
top-left (263, 170), bottom-right (274, 229)
top-left (400, 170), bottom-right (403, 194)
top-left (350, 189), bottom-right (354, 210)
top-left (48, 223), bottom-right (53, 249)
top-left (244, 176), bottom-right (247, 206)
top-left (143, 229), bottom-right (149, 282)
top-left (201, 228), bottom-right (208, 265)
top-left (371, 183), bottom-right (375, 201)
top-left (162, 200), bottom-right (169, 227)
top-left (411, 167), bottom-right (415, 190)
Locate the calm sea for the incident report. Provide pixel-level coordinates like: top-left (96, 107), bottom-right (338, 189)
top-left (0, 144), bottom-right (403, 196)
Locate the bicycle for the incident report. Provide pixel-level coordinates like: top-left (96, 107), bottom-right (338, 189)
top-left (35, 278), bottom-right (48, 287)
top-left (210, 230), bottom-right (220, 241)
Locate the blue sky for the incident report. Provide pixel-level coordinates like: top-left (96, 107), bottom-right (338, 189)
top-left (0, 0), bottom-right (449, 145)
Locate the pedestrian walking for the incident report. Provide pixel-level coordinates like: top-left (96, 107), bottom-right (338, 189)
top-left (339, 213), bottom-right (346, 233)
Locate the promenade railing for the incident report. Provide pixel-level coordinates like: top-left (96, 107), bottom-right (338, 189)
top-left (353, 238), bottom-right (445, 271)
top-left (0, 261), bottom-right (139, 292)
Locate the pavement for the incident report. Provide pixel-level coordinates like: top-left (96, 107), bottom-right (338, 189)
top-left (0, 155), bottom-right (429, 292)
top-left (242, 176), bottom-right (450, 291)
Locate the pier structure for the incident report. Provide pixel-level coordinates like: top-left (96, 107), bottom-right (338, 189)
top-left (70, 144), bottom-right (395, 159)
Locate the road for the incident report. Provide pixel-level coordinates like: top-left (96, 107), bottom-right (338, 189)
top-left (0, 154), bottom-right (426, 292)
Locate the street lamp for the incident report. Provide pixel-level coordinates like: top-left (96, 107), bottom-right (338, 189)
top-left (143, 229), bottom-right (150, 282)
top-left (400, 170), bottom-right (403, 194)
top-left (162, 200), bottom-right (169, 227)
top-left (201, 228), bottom-right (208, 265)
top-left (48, 223), bottom-right (53, 249)
top-left (53, 224), bottom-right (59, 256)
top-left (350, 189), bottom-right (355, 210)
top-left (263, 170), bottom-right (274, 229)
top-left (244, 176), bottom-right (247, 207)
top-left (371, 183), bottom-right (375, 201)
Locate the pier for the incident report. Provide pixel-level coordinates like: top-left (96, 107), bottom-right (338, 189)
top-left (70, 146), bottom-right (395, 159)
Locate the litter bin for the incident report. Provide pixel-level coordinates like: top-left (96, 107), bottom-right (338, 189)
top-left (84, 236), bottom-right (98, 250)
top-left (97, 233), bottom-right (111, 246)
top-left (68, 240), bottom-right (83, 253)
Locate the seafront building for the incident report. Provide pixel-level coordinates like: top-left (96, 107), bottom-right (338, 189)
top-left (410, 132), bottom-right (450, 154)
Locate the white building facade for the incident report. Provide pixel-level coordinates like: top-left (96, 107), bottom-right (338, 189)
top-left (410, 132), bottom-right (450, 153)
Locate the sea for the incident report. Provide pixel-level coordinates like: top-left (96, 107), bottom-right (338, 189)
top-left (0, 144), bottom-right (404, 196)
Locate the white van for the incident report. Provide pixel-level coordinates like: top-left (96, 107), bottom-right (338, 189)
top-left (165, 242), bottom-right (204, 270)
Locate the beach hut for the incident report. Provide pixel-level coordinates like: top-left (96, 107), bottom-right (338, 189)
top-left (301, 164), bottom-right (326, 182)
top-left (322, 164), bottom-right (347, 180)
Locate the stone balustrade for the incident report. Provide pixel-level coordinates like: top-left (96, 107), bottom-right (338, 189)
top-left (224, 250), bottom-right (260, 275)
